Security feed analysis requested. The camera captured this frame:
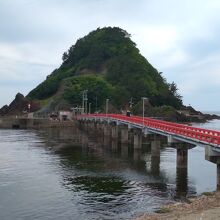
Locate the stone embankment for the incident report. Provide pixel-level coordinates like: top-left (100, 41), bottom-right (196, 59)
top-left (0, 117), bottom-right (76, 129)
top-left (136, 191), bottom-right (220, 220)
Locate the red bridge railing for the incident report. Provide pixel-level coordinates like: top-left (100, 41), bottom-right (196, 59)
top-left (77, 114), bottom-right (220, 146)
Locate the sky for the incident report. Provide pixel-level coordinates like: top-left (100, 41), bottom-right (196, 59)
top-left (0, 0), bottom-right (220, 111)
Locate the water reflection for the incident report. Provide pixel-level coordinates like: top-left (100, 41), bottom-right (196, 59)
top-left (6, 126), bottom-right (216, 219)
top-left (176, 167), bottom-right (188, 198)
top-left (151, 156), bottom-right (160, 176)
top-left (0, 127), bottom-right (216, 220)
top-left (38, 127), bottom-right (196, 202)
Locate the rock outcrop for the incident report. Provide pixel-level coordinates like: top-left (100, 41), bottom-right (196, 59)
top-left (0, 93), bottom-right (40, 116)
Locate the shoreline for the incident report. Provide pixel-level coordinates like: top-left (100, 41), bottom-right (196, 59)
top-left (0, 117), bottom-right (77, 129)
top-left (136, 191), bottom-right (220, 220)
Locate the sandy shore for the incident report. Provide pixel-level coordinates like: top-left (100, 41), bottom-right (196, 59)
top-left (136, 191), bottom-right (220, 220)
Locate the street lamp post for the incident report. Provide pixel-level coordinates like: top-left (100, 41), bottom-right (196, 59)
top-left (106, 99), bottom-right (109, 117)
top-left (85, 91), bottom-right (88, 114)
top-left (129, 97), bottom-right (133, 108)
top-left (95, 96), bottom-right (98, 113)
top-left (142, 97), bottom-right (148, 127)
top-left (82, 90), bottom-right (88, 114)
top-left (89, 103), bottom-right (91, 114)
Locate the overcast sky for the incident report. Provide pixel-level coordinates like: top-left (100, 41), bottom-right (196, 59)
top-left (0, 0), bottom-right (220, 111)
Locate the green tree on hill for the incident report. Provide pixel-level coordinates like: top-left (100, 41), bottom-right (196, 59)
top-left (27, 26), bottom-right (183, 112)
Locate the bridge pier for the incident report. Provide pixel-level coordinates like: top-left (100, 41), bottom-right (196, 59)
top-left (104, 124), bottom-right (111, 137)
top-left (174, 146), bottom-right (189, 197)
top-left (217, 164), bottom-right (220, 190)
top-left (97, 123), bottom-right (104, 136)
top-left (176, 148), bottom-right (188, 169)
top-left (170, 143), bottom-right (195, 197)
top-left (170, 142), bottom-right (195, 169)
top-left (151, 140), bottom-right (161, 175)
top-left (176, 163), bottom-right (188, 198)
top-left (121, 143), bottom-right (129, 158)
top-left (133, 131), bottom-right (142, 150)
top-left (81, 134), bottom-right (89, 147)
top-left (92, 122), bottom-right (98, 134)
top-left (120, 126), bottom-right (129, 144)
top-left (103, 133), bottom-right (111, 147)
top-left (89, 121), bottom-right (95, 134)
top-left (102, 124), bottom-right (111, 147)
top-left (151, 139), bottom-right (160, 157)
top-left (111, 140), bottom-right (118, 151)
top-left (205, 146), bottom-right (220, 190)
top-left (133, 149), bottom-right (141, 161)
top-left (111, 125), bottom-right (118, 140)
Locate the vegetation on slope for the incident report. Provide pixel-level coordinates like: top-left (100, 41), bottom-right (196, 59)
top-left (27, 27), bottom-right (183, 112)
top-left (62, 75), bottom-right (114, 112)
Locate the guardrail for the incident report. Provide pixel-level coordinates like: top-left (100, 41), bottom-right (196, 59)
top-left (77, 114), bottom-right (220, 146)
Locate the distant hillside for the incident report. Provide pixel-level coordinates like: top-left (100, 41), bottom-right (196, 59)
top-left (27, 27), bottom-right (182, 113)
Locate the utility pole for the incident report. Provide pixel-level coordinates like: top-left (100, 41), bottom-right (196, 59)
top-left (106, 99), bottom-right (109, 117)
top-left (82, 92), bottom-right (84, 114)
top-left (89, 103), bottom-right (91, 114)
top-left (129, 97), bottom-right (134, 108)
top-left (95, 96), bottom-right (97, 113)
top-left (82, 90), bottom-right (88, 114)
top-left (85, 90), bottom-right (88, 114)
top-left (142, 97), bottom-right (148, 127)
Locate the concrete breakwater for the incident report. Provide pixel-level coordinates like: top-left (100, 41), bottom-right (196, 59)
top-left (0, 117), bottom-right (76, 129)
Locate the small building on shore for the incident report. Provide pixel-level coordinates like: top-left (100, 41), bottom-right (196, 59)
top-left (59, 111), bottom-right (72, 121)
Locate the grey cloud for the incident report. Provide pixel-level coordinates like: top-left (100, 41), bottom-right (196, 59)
top-left (1, 0), bottom-right (220, 110)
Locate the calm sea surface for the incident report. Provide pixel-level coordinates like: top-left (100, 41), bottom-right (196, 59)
top-left (0, 118), bottom-right (220, 219)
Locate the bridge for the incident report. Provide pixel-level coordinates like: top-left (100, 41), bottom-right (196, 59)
top-left (77, 113), bottom-right (220, 189)
top-left (77, 113), bottom-right (220, 147)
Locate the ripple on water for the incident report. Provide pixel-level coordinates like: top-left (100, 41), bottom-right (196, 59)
top-left (0, 127), bottom-right (218, 220)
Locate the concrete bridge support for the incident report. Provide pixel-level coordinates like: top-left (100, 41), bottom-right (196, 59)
top-left (133, 149), bottom-right (141, 161)
top-left (92, 122), bottom-right (98, 134)
top-left (151, 140), bottom-right (161, 175)
top-left (86, 121), bottom-right (91, 131)
top-left (205, 146), bottom-right (220, 190)
top-left (133, 131), bottom-right (142, 150)
top-left (171, 143), bottom-right (195, 197)
top-left (151, 140), bottom-right (161, 157)
top-left (217, 164), bottom-right (220, 190)
top-left (104, 124), bottom-right (111, 137)
top-left (175, 147), bottom-right (189, 197)
top-left (120, 126), bottom-right (129, 144)
top-left (176, 164), bottom-right (188, 198)
top-left (102, 124), bottom-right (111, 147)
top-left (111, 140), bottom-right (119, 151)
top-left (111, 125), bottom-right (118, 140)
top-left (81, 134), bottom-right (89, 148)
top-left (176, 149), bottom-right (188, 169)
top-left (170, 142), bottom-right (194, 169)
top-left (103, 134), bottom-right (111, 147)
top-left (101, 124), bottom-right (106, 136)
top-left (96, 123), bottom-right (104, 136)
top-left (88, 121), bottom-right (94, 134)
top-left (121, 143), bottom-right (129, 158)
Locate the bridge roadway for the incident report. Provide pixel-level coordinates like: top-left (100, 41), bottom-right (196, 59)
top-left (78, 113), bottom-right (220, 149)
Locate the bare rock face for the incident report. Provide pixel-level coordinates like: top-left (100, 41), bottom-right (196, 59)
top-left (9, 93), bottom-right (28, 112)
top-left (0, 105), bottom-right (9, 115)
top-left (0, 93), bottom-right (32, 116)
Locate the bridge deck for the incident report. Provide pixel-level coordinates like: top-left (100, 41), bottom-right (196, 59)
top-left (77, 114), bottom-right (220, 147)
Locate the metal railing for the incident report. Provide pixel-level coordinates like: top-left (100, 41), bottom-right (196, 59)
top-left (77, 113), bottom-right (220, 146)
